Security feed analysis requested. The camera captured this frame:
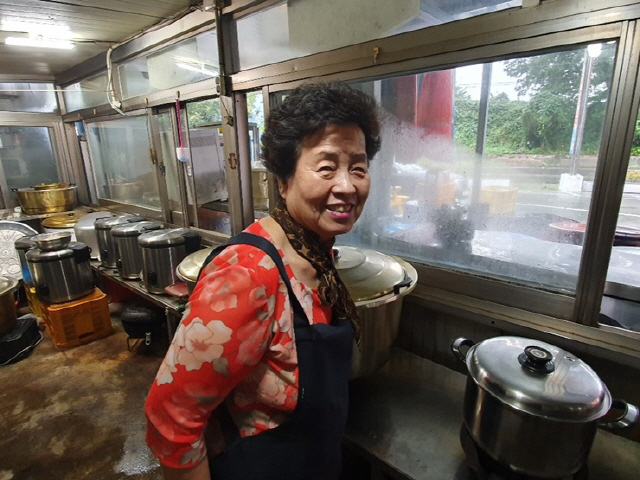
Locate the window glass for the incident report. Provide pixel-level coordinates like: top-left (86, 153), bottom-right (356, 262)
top-left (185, 98), bottom-right (230, 234)
top-left (600, 109), bottom-right (640, 333)
top-left (119, 30), bottom-right (219, 99)
top-left (0, 126), bottom-right (59, 199)
top-left (85, 115), bottom-right (161, 209)
top-left (0, 83), bottom-right (58, 113)
top-left (247, 91), bottom-right (267, 214)
top-left (236, 0), bottom-right (521, 70)
top-left (336, 42), bottom-right (616, 293)
top-left (63, 74), bottom-right (109, 112)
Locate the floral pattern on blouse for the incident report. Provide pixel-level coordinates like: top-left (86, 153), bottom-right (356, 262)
top-left (145, 222), bottom-right (331, 469)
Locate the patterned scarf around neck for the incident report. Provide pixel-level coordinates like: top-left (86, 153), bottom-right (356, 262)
top-left (270, 197), bottom-right (361, 344)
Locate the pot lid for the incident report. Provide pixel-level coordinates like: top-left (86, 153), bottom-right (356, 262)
top-left (14, 234), bottom-right (36, 251)
top-left (138, 228), bottom-right (187, 247)
top-left (177, 246), bottom-right (215, 281)
top-left (94, 214), bottom-right (144, 230)
top-left (34, 182), bottom-right (69, 190)
top-left (0, 275), bottom-right (19, 295)
top-left (26, 242), bottom-right (89, 262)
top-left (42, 211), bottom-right (85, 228)
top-left (333, 246), bottom-right (407, 302)
top-left (111, 221), bottom-right (164, 237)
top-left (466, 336), bottom-right (611, 422)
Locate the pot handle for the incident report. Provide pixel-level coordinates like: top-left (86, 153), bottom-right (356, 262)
top-left (393, 275), bottom-right (412, 295)
top-left (598, 399), bottom-right (639, 430)
top-left (452, 337), bottom-right (475, 362)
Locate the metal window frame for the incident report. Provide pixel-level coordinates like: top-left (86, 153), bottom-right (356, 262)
top-left (0, 113), bottom-right (72, 209)
top-left (231, 3), bottom-right (640, 356)
top-left (82, 110), bottom-right (165, 222)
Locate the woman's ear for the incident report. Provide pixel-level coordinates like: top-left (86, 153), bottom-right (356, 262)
top-left (277, 178), bottom-right (288, 200)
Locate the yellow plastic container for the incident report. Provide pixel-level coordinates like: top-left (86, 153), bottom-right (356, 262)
top-left (41, 288), bottom-right (113, 349)
top-left (25, 284), bottom-right (43, 318)
top-left (480, 186), bottom-right (518, 215)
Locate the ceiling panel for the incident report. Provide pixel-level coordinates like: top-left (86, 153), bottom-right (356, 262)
top-left (0, 0), bottom-right (196, 77)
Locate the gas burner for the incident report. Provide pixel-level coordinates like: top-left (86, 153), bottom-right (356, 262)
top-left (459, 424), bottom-right (588, 480)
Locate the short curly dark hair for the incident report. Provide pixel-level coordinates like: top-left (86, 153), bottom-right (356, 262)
top-left (261, 82), bottom-right (381, 181)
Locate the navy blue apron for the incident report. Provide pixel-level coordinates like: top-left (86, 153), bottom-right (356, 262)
top-left (197, 232), bottom-right (353, 480)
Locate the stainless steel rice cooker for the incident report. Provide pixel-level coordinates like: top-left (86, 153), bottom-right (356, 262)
top-left (26, 237), bottom-right (94, 303)
top-left (14, 235), bottom-right (36, 285)
top-left (334, 245), bottom-right (417, 378)
top-left (74, 211), bottom-right (114, 260)
top-left (111, 221), bottom-right (164, 279)
top-left (451, 336), bottom-right (639, 478)
top-left (94, 214), bottom-right (144, 268)
top-left (138, 228), bottom-right (201, 294)
top-left (176, 246), bottom-right (215, 294)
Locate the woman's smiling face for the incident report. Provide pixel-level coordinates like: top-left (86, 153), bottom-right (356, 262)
top-left (279, 124), bottom-right (371, 241)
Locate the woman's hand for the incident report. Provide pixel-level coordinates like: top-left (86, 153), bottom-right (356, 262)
top-left (161, 458), bottom-right (211, 480)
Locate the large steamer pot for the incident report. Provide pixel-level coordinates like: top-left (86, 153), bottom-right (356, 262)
top-left (139, 228), bottom-right (201, 294)
top-left (112, 221), bottom-right (164, 279)
top-left (334, 246), bottom-right (417, 378)
top-left (176, 246), bottom-right (215, 294)
top-left (94, 214), bottom-right (144, 268)
top-left (42, 211), bottom-right (85, 241)
top-left (74, 212), bottom-right (114, 260)
top-left (26, 237), bottom-right (94, 303)
top-left (451, 336), bottom-right (639, 478)
top-left (13, 183), bottom-right (77, 214)
top-left (0, 275), bottom-right (19, 335)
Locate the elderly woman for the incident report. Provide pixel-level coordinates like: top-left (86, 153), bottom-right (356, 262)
top-left (145, 82), bottom-right (381, 480)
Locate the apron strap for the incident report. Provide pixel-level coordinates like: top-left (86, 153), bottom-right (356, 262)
top-left (197, 232), bottom-right (308, 326)
top-left (197, 232), bottom-right (312, 446)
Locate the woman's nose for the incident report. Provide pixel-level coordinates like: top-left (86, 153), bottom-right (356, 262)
top-left (333, 170), bottom-right (356, 192)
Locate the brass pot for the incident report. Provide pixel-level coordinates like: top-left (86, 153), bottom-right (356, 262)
top-left (13, 184), bottom-right (77, 215)
top-left (0, 276), bottom-right (18, 335)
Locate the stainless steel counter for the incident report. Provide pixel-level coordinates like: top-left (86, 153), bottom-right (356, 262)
top-left (344, 348), bottom-right (640, 480)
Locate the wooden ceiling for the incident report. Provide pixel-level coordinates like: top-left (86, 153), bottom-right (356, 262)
top-left (0, 0), bottom-right (197, 78)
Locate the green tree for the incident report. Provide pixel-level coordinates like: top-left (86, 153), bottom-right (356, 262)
top-left (504, 44), bottom-right (615, 154)
top-left (186, 98), bottom-right (222, 128)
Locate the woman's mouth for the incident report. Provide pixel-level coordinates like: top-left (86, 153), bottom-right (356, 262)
top-left (327, 204), bottom-right (353, 218)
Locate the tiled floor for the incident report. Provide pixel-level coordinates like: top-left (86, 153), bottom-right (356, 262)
top-left (0, 303), bottom-right (165, 480)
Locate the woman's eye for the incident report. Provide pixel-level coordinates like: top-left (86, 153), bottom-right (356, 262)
top-left (352, 166), bottom-right (368, 174)
top-left (319, 165), bottom-right (335, 172)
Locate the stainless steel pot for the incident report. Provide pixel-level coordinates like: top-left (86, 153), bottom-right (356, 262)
top-left (112, 221), bottom-right (164, 279)
top-left (139, 228), bottom-right (201, 294)
top-left (41, 211), bottom-right (84, 241)
top-left (74, 212), bottom-right (114, 260)
top-left (0, 275), bottom-right (19, 335)
top-left (334, 246), bottom-right (417, 378)
top-left (94, 215), bottom-right (144, 268)
top-left (13, 183), bottom-right (77, 214)
top-left (26, 241), bottom-right (94, 303)
top-left (452, 336), bottom-right (639, 478)
top-left (176, 246), bottom-right (214, 294)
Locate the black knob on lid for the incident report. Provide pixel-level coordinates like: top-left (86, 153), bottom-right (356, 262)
top-left (518, 345), bottom-right (555, 373)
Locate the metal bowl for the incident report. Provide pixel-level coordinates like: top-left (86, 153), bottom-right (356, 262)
top-left (32, 232), bottom-right (72, 251)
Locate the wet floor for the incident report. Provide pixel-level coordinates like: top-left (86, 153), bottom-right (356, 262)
top-left (0, 304), bottom-right (165, 480)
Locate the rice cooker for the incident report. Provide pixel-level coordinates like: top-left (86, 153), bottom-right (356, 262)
top-left (26, 239), bottom-right (94, 303)
top-left (138, 228), bottom-right (201, 294)
top-left (176, 246), bottom-right (215, 294)
top-left (111, 221), bottom-right (164, 280)
top-left (94, 214), bottom-right (144, 268)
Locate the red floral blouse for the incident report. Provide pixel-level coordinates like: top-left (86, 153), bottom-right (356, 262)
top-left (144, 222), bottom-right (331, 469)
